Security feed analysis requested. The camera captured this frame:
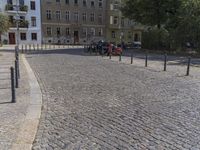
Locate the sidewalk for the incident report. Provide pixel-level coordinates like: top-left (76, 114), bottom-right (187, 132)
top-left (0, 51), bottom-right (42, 150)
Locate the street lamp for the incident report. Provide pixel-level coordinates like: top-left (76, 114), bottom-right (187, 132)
top-left (14, 0), bottom-right (20, 50)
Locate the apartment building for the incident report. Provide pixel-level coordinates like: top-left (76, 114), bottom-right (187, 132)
top-left (0, 0), bottom-right (42, 44)
top-left (41, 0), bottom-right (107, 44)
top-left (105, 0), bottom-right (142, 44)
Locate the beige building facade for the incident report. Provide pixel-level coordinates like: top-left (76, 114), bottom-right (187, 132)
top-left (41, 0), bottom-right (106, 44)
top-left (41, 0), bottom-right (142, 44)
top-left (105, 0), bottom-right (142, 44)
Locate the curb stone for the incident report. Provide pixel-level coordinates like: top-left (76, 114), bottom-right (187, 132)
top-left (11, 54), bottom-right (42, 150)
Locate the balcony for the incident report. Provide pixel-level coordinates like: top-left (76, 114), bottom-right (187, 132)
top-left (5, 4), bottom-right (28, 15)
top-left (10, 20), bottom-right (29, 29)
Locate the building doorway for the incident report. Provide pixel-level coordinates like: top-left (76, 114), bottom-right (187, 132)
top-left (9, 33), bottom-right (16, 44)
top-left (134, 33), bottom-right (139, 42)
top-left (74, 31), bottom-right (79, 44)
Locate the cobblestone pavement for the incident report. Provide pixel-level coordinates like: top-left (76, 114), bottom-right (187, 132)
top-left (0, 52), bottom-right (30, 150)
top-left (105, 50), bottom-right (200, 80)
top-left (27, 49), bottom-right (200, 150)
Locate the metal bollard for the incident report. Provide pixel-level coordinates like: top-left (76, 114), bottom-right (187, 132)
top-left (17, 59), bottom-right (20, 79)
top-left (131, 52), bottom-right (133, 64)
top-left (145, 53), bottom-right (148, 67)
top-left (10, 67), bottom-right (16, 103)
top-left (15, 60), bottom-right (19, 88)
top-left (21, 45), bottom-right (24, 53)
top-left (186, 57), bottom-right (191, 76)
top-left (164, 54), bottom-right (167, 71)
top-left (29, 44), bottom-right (31, 51)
top-left (15, 46), bottom-right (18, 60)
top-left (25, 45), bottom-right (27, 53)
top-left (109, 53), bottom-right (111, 59)
top-left (119, 54), bottom-right (122, 62)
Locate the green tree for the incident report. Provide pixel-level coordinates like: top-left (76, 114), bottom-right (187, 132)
top-left (122, 0), bottom-right (181, 29)
top-left (0, 13), bottom-right (10, 44)
top-left (172, 0), bottom-right (200, 51)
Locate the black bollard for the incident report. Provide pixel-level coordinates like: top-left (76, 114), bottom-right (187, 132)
top-left (186, 57), bottom-right (191, 76)
top-left (25, 45), bottom-right (27, 53)
top-left (15, 60), bottom-right (19, 88)
top-left (29, 44), bottom-right (31, 51)
top-left (131, 52), bottom-right (133, 64)
top-left (164, 54), bottom-right (167, 71)
top-left (11, 67), bottom-right (16, 103)
top-left (109, 53), bottom-right (112, 59)
top-left (21, 45), bottom-right (24, 53)
top-left (119, 54), bottom-right (122, 62)
top-left (145, 53), bottom-right (148, 67)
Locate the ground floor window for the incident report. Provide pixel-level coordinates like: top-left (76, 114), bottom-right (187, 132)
top-left (47, 27), bottom-right (52, 36)
top-left (111, 31), bottom-right (116, 38)
top-left (31, 33), bottom-right (37, 40)
top-left (20, 33), bottom-right (26, 40)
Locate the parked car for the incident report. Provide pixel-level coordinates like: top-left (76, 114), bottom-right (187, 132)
top-left (133, 41), bottom-right (142, 49)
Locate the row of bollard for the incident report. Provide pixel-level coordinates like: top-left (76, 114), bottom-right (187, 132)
top-left (107, 51), bottom-right (192, 76)
top-left (10, 46), bottom-right (20, 103)
top-left (21, 44), bottom-right (84, 53)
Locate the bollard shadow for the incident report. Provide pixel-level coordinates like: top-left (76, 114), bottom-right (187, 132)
top-left (25, 48), bottom-right (94, 57)
top-left (0, 101), bottom-right (12, 105)
top-left (24, 48), bottom-right (200, 66)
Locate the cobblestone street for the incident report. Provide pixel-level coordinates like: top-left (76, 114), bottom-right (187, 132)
top-left (27, 49), bottom-right (200, 150)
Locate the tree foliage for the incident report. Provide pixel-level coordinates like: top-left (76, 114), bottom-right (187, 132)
top-left (0, 13), bottom-right (10, 35)
top-left (122, 0), bottom-right (200, 51)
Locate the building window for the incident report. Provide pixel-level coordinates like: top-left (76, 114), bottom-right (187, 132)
top-left (74, 12), bottom-right (79, 22)
top-left (31, 33), bottom-right (37, 40)
top-left (111, 31), bottom-right (115, 38)
top-left (98, 14), bottom-right (102, 24)
top-left (83, 0), bottom-right (87, 7)
top-left (82, 13), bottom-right (86, 22)
top-left (65, 0), bottom-right (69, 4)
top-left (31, 17), bottom-right (36, 27)
top-left (90, 13), bottom-right (95, 22)
top-left (20, 33), bottom-right (26, 40)
top-left (91, 1), bottom-right (94, 7)
top-left (82, 28), bottom-right (87, 37)
top-left (74, 0), bottom-right (78, 5)
top-left (114, 16), bottom-right (118, 25)
top-left (98, 28), bottom-right (103, 36)
top-left (113, 1), bottom-right (119, 10)
top-left (19, 0), bottom-right (24, 5)
top-left (30, 1), bottom-right (35, 10)
top-left (91, 28), bottom-right (95, 36)
top-left (66, 28), bottom-right (70, 36)
top-left (56, 11), bottom-right (61, 20)
top-left (57, 27), bottom-right (61, 36)
top-left (99, 0), bottom-right (102, 8)
top-left (46, 10), bottom-right (52, 20)
top-left (66, 11), bottom-right (70, 21)
top-left (47, 27), bottom-right (52, 36)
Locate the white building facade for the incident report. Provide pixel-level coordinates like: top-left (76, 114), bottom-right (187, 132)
top-left (0, 0), bottom-right (42, 44)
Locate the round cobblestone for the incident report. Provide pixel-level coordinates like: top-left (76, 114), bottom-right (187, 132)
top-left (27, 49), bottom-right (200, 150)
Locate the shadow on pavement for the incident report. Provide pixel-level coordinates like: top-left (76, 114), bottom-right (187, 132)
top-left (25, 48), bottom-right (200, 66)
